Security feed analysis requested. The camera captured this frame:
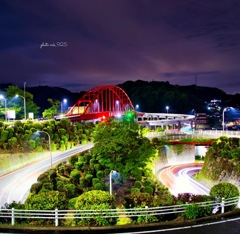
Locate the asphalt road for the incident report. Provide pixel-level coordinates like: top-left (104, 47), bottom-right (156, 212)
top-left (0, 143), bottom-right (94, 207)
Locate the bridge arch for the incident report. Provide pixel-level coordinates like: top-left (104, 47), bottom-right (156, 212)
top-left (65, 85), bottom-right (134, 121)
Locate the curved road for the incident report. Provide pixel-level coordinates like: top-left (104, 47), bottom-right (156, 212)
top-left (0, 143), bottom-right (93, 207)
top-left (157, 163), bottom-right (210, 196)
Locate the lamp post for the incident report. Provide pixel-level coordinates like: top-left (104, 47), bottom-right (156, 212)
top-left (15, 95), bottom-right (26, 120)
top-left (0, 95), bottom-right (7, 121)
top-left (61, 98), bottom-right (67, 114)
top-left (36, 130), bottom-right (52, 168)
top-left (24, 82), bottom-right (26, 120)
top-left (166, 106), bottom-right (169, 114)
top-left (109, 170), bottom-right (117, 195)
top-left (222, 107), bottom-right (228, 131)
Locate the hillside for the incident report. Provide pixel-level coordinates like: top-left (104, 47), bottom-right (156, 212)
top-left (118, 80), bottom-right (229, 113)
top-left (196, 137), bottom-right (240, 190)
top-left (0, 81), bottom-right (239, 116)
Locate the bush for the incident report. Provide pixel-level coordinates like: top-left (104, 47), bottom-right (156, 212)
top-left (68, 197), bottom-right (78, 209)
top-left (64, 183), bottom-right (77, 198)
top-left (210, 182), bottom-right (239, 199)
top-left (124, 192), bottom-right (152, 208)
top-left (96, 170), bottom-right (104, 179)
top-left (30, 182), bottom-right (42, 194)
top-left (134, 181), bottom-right (142, 189)
top-left (37, 171), bottom-right (49, 183)
top-left (68, 155), bottom-right (79, 166)
top-left (70, 169), bottom-right (80, 182)
top-left (74, 190), bottom-right (116, 226)
top-left (42, 182), bottom-right (54, 191)
top-left (183, 203), bottom-right (212, 220)
top-left (25, 191), bottom-right (67, 210)
top-left (143, 186), bottom-right (154, 195)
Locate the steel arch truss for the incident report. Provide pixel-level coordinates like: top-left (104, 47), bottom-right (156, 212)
top-left (65, 85), bottom-right (134, 121)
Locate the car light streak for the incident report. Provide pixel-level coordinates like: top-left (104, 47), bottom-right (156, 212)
top-left (0, 143), bottom-right (93, 207)
top-left (158, 163), bottom-right (209, 196)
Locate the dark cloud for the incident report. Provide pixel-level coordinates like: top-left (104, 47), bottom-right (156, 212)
top-left (0, 0), bottom-right (239, 94)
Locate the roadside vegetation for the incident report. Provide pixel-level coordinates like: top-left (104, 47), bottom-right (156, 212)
top-left (0, 118), bottom-right (94, 154)
top-left (197, 136), bottom-right (240, 184)
top-left (1, 119), bottom-right (239, 227)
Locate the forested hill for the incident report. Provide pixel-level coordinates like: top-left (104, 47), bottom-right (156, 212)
top-left (119, 80), bottom-right (239, 113)
top-left (0, 81), bottom-right (239, 115)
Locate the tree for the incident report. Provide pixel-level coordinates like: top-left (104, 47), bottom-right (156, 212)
top-left (91, 119), bottom-right (156, 178)
top-left (42, 98), bottom-right (60, 118)
top-left (6, 85), bottom-right (40, 119)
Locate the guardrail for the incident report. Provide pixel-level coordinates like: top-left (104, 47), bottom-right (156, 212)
top-left (146, 130), bottom-right (240, 139)
top-left (0, 197), bottom-right (239, 227)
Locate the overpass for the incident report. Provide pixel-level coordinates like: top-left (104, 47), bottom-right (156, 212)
top-left (58, 85), bottom-right (195, 129)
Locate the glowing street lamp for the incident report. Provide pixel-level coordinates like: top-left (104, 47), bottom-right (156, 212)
top-left (166, 106), bottom-right (169, 114)
top-left (222, 107), bottom-right (234, 131)
top-left (0, 95), bottom-right (7, 121)
top-left (222, 107), bottom-right (227, 131)
top-left (36, 130), bottom-right (52, 168)
top-left (15, 94), bottom-right (26, 120)
top-left (61, 98), bottom-right (68, 114)
top-left (109, 170), bottom-right (116, 195)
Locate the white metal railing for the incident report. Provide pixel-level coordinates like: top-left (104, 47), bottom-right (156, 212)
top-left (0, 197), bottom-right (239, 227)
top-left (146, 130), bottom-right (240, 139)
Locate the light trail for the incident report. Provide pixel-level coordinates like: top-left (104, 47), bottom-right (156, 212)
top-left (0, 143), bottom-right (93, 207)
top-left (158, 163), bottom-right (210, 196)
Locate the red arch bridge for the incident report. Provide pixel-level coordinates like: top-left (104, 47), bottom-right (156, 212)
top-left (57, 85), bottom-right (195, 129)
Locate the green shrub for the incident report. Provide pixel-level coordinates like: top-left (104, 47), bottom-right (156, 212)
top-left (36, 145), bottom-right (43, 152)
top-left (134, 181), bottom-right (142, 188)
top-left (143, 186), bottom-right (154, 195)
top-left (28, 139), bottom-right (36, 150)
top-left (64, 183), bottom-right (77, 198)
top-left (183, 204), bottom-right (212, 220)
top-left (25, 191), bottom-right (67, 210)
top-left (70, 169), bottom-right (80, 182)
top-left (130, 188), bottom-right (140, 193)
top-left (124, 192), bottom-right (152, 208)
top-left (60, 142), bottom-right (66, 151)
top-left (96, 170), bottom-right (104, 179)
top-left (85, 173), bottom-right (93, 182)
top-left (184, 204), bottom-right (200, 219)
top-left (51, 143), bottom-right (57, 151)
top-left (42, 182), bottom-right (54, 191)
top-left (30, 182), bottom-right (42, 194)
top-left (68, 197), bottom-right (78, 209)
top-left (57, 181), bottom-right (64, 191)
top-left (68, 155), bottom-right (79, 166)
top-left (92, 178), bottom-right (100, 186)
top-left (74, 190), bottom-right (116, 226)
top-left (93, 182), bottom-right (103, 190)
top-left (210, 182), bottom-right (239, 199)
top-left (37, 171), bottom-right (49, 183)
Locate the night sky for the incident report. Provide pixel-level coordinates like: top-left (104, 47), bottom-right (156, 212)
top-left (1, 0), bottom-right (240, 94)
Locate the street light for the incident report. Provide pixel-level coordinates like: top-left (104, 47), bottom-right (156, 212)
top-left (61, 98), bottom-right (67, 114)
top-left (222, 107), bottom-right (234, 131)
top-left (166, 106), bottom-right (169, 114)
top-left (24, 82), bottom-right (26, 120)
top-left (36, 130), bottom-right (52, 168)
top-left (0, 95), bottom-right (7, 121)
top-left (222, 107), bottom-right (227, 131)
top-left (15, 94), bottom-right (26, 120)
top-left (109, 170), bottom-right (116, 195)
